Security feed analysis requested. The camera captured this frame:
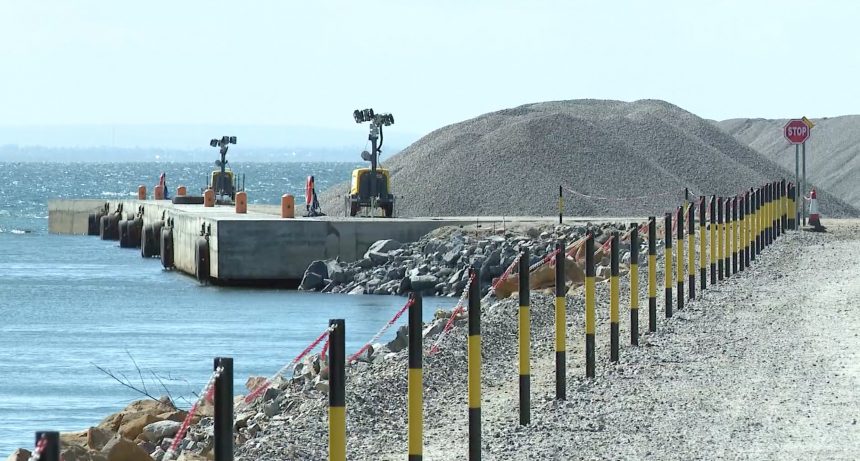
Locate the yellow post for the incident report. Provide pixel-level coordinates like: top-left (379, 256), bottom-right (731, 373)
top-left (664, 213), bottom-right (673, 317)
top-left (585, 234), bottom-right (596, 377)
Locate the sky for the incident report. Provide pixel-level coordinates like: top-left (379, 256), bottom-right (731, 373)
top-left (1, 0), bottom-right (858, 147)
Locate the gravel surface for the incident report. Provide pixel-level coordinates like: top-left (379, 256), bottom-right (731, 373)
top-left (233, 220), bottom-right (860, 460)
top-left (717, 116), bottom-right (860, 210)
top-left (319, 99), bottom-right (858, 218)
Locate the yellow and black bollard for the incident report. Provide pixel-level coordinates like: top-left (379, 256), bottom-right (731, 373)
top-left (788, 183), bottom-right (796, 230)
top-left (717, 197), bottom-right (724, 281)
top-left (610, 231), bottom-right (620, 362)
top-left (757, 187), bottom-right (764, 254)
top-left (214, 357), bottom-right (234, 461)
top-left (585, 233), bottom-right (596, 377)
top-left (732, 196), bottom-right (738, 275)
top-left (518, 247), bottom-right (530, 425)
top-left (765, 183), bottom-right (771, 246)
top-left (329, 318), bottom-right (346, 461)
top-left (648, 217), bottom-right (657, 333)
top-left (781, 179), bottom-right (788, 233)
top-left (558, 186), bottom-right (563, 225)
top-left (676, 206), bottom-right (684, 310)
top-left (467, 268), bottom-right (481, 460)
top-left (724, 198), bottom-right (731, 279)
top-left (408, 292), bottom-right (423, 461)
top-left (630, 223), bottom-right (640, 345)
top-left (745, 190), bottom-right (751, 267)
top-left (773, 181), bottom-right (779, 240)
top-left (554, 240), bottom-right (566, 400)
top-left (738, 196), bottom-right (745, 272)
top-left (699, 196), bottom-right (706, 291)
top-left (688, 201), bottom-right (695, 300)
top-left (664, 213), bottom-right (673, 318)
top-left (710, 196), bottom-right (717, 285)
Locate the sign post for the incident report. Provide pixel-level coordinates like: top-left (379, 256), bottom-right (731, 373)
top-left (783, 118), bottom-right (813, 226)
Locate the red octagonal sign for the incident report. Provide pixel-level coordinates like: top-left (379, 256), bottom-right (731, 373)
top-left (784, 119), bottom-right (810, 144)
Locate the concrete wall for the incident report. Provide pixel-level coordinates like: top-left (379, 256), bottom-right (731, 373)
top-left (49, 199), bottom-right (474, 284)
top-left (48, 199), bottom-right (108, 234)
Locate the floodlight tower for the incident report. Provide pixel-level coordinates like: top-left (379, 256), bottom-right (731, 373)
top-left (209, 135), bottom-right (237, 199)
top-left (353, 109), bottom-right (394, 204)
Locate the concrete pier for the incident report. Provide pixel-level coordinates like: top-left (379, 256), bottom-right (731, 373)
top-left (49, 199), bottom-right (476, 285)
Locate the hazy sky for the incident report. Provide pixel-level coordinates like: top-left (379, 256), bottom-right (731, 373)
top-left (2, 0), bottom-right (858, 139)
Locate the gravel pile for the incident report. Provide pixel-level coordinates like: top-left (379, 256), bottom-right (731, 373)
top-left (716, 116), bottom-right (860, 210)
top-left (319, 99), bottom-right (858, 218)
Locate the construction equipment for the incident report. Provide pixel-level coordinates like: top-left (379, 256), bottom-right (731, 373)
top-left (207, 136), bottom-right (244, 204)
top-left (349, 108), bottom-right (395, 218)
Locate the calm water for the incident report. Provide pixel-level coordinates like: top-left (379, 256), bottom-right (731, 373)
top-left (0, 163), bottom-right (454, 453)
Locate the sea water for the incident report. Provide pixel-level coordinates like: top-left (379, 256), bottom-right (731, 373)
top-left (0, 162), bottom-right (455, 453)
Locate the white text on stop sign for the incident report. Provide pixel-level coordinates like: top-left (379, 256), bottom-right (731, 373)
top-left (788, 126), bottom-right (807, 136)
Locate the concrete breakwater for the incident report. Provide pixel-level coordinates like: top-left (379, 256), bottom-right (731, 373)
top-left (47, 199), bottom-right (477, 285)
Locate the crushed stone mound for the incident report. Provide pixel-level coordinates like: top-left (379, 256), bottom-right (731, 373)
top-left (319, 99), bottom-right (858, 218)
top-left (716, 116), bottom-right (860, 211)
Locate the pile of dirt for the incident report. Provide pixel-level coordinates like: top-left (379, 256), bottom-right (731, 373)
top-left (716, 116), bottom-right (860, 210)
top-left (319, 99), bottom-right (858, 218)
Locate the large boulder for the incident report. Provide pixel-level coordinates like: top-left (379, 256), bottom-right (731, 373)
top-left (5, 449), bottom-right (30, 461)
top-left (140, 420), bottom-right (181, 442)
top-left (299, 260), bottom-right (329, 291)
top-left (118, 413), bottom-right (160, 440)
top-left (364, 239), bottom-right (402, 265)
top-left (100, 434), bottom-right (152, 461)
top-left (87, 426), bottom-right (115, 450)
top-left (409, 275), bottom-right (439, 292)
top-left (61, 444), bottom-right (107, 461)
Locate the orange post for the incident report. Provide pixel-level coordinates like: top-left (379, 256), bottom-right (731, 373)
top-left (203, 189), bottom-right (215, 207)
top-left (176, 185), bottom-right (187, 197)
top-left (235, 191), bottom-right (247, 214)
top-left (154, 185), bottom-right (165, 200)
top-left (137, 185), bottom-right (147, 200)
top-left (281, 194), bottom-right (295, 218)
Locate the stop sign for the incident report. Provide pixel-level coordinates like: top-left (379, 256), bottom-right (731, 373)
top-left (784, 119), bottom-right (810, 144)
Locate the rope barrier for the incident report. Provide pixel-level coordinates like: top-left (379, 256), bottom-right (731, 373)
top-left (241, 324), bottom-right (336, 408)
top-left (347, 297), bottom-right (415, 363)
top-left (164, 366), bottom-right (224, 460)
top-left (27, 435), bottom-right (47, 461)
top-left (429, 273), bottom-right (475, 355)
top-left (561, 185), bottom-right (677, 202)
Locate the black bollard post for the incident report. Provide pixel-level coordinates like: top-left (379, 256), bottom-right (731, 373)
top-left (610, 231), bottom-right (620, 362)
top-left (408, 292), bottom-right (423, 460)
top-left (558, 185), bottom-right (563, 225)
top-left (468, 268), bottom-right (481, 460)
top-left (699, 196), bottom-right (706, 291)
top-left (664, 213), bottom-right (673, 318)
top-left (329, 318), bottom-right (346, 461)
top-left (788, 183), bottom-right (796, 231)
top-left (554, 240), bottom-right (566, 400)
top-left (648, 217), bottom-right (657, 333)
top-left (739, 196), bottom-right (745, 272)
top-left (676, 206), bottom-right (684, 311)
top-left (688, 201), bottom-right (695, 300)
top-left (745, 190), bottom-right (751, 266)
top-left (724, 198), bottom-right (731, 279)
top-left (34, 432), bottom-right (60, 461)
top-left (518, 247), bottom-right (530, 425)
top-left (710, 196), bottom-right (716, 285)
top-left (732, 196), bottom-right (738, 275)
top-left (630, 224), bottom-right (639, 345)
top-left (585, 233), bottom-right (596, 377)
top-left (717, 198), bottom-right (724, 281)
top-left (214, 357), bottom-right (233, 461)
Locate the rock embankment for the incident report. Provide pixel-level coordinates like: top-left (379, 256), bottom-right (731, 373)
top-left (297, 222), bottom-right (638, 298)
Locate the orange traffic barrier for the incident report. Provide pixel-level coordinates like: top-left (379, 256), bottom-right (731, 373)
top-left (204, 189), bottom-right (215, 207)
top-left (236, 191), bottom-right (247, 214)
top-left (281, 194), bottom-right (295, 218)
top-left (137, 185), bottom-right (146, 200)
top-left (176, 185), bottom-right (187, 197)
top-left (154, 185), bottom-right (165, 200)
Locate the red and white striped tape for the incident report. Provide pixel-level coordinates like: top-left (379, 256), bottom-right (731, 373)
top-left (164, 366), bottom-right (223, 460)
top-left (347, 297), bottom-right (414, 363)
top-left (241, 324), bottom-right (335, 409)
top-left (429, 272), bottom-right (475, 355)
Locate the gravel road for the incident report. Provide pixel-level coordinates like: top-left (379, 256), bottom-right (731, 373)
top-left (236, 220), bottom-right (860, 460)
